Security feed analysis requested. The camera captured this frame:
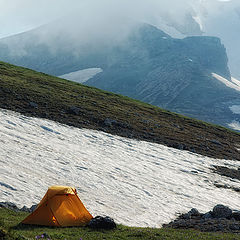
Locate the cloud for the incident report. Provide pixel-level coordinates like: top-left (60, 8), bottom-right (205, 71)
top-left (0, 0), bottom-right (239, 37)
top-left (0, 0), bottom-right (199, 39)
top-left (14, 0), bottom-right (200, 47)
top-left (1, 0), bottom-right (240, 52)
top-left (0, 0), bottom-right (79, 38)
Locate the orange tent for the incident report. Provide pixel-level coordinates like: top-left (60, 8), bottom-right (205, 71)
top-left (22, 185), bottom-right (93, 227)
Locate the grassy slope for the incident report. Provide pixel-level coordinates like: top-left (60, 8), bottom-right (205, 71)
top-left (0, 61), bottom-right (240, 160)
top-left (1, 208), bottom-right (240, 240)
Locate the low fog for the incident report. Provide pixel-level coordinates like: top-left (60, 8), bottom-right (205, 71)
top-left (1, 0), bottom-right (240, 76)
top-left (1, 0), bottom-right (239, 40)
top-left (0, 0), bottom-right (195, 43)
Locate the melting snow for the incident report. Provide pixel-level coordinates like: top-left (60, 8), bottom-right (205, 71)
top-left (229, 105), bottom-right (240, 114)
top-left (59, 68), bottom-right (102, 83)
top-left (192, 15), bottom-right (203, 31)
top-left (232, 77), bottom-right (240, 87)
top-left (228, 121), bottom-right (240, 131)
top-left (0, 108), bottom-right (240, 227)
top-left (212, 73), bottom-right (240, 92)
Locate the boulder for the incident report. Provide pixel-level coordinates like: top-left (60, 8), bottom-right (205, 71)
top-left (30, 204), bottom-right (38, 212)
top-left (212, 204), bottom-right (232, 219)
top-left (202, 211), bottom-right (213, 219)
top-left (88, 216), bottom-right (116, 230)
top-left (20, 206), bottom-right (31, 212)
top-left (181, 208), bottom-right (201, 219)
top-left (232, 211), bottom-right (240, 221)
top-left (68, 106), bottom-right (81, 115)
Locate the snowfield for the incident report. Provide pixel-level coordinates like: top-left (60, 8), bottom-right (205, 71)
top-left (59, 68), bottom-right (103, 83)
top-left (0, 108), bottom-right (240, 227)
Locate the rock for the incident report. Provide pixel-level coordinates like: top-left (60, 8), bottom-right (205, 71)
top-left (0, 202), bottom-right (19, 211)
top-left (172, 143), bottom-right (184, 150)
top-left (210, 139), bottom-right (222, 146)
top-left (104, 118), bottom-right (129, 129)
top-left (0, 202), bottom-right (36, 213)
top-left (163, 205), bottom-right (240, 233)
top-left (188, 208), bottom-right (200, 216)
top-left (230, 224), bottom-right (240, 230)
top-left (202, 212), bottom-right (213, 219)
top-left (232, 211), bottom-right (240, 221)
top-left (212, 204), bottom-right (232, 219)
top-left (104, 118), bottom-right (117, 127)
top-left (29, 101), bottom-right (38, 108)
top-left (30, 204), bottom-right (38, 212)
top-left (88, 216), bottom-right (116, 230)
top-left (68, 106), bottom-right (81, 115)
top-left (181, 208), bottom-right (201, 219)
top-left (20, 206), bottom-right (31, 212)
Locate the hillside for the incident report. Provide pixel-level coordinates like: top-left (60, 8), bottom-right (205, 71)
top-left (2, 207), bottom-right (240, 240)
top-left (0, 61), bottom-right (239, 160)
top-left (2, 208), bottom-right (240, 240)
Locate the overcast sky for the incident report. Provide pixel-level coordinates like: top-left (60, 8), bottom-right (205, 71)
top-left (0, 0), bottom-right (238, 40)
top-left (0, 0), bottom-right (227, 38)
top-left (0, 0), bottom-right (77, 38)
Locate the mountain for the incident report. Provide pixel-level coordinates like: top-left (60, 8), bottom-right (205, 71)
top-left (158, 0), bottom-right (240, 80)
top-left (85, 26), bottom-right (240, 129)
top-left (0, 23), bottom-right (240, 129)
top-left (0, 61), bottom-right (240, 161)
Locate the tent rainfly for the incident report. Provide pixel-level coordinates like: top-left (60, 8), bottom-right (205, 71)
top-left (22, 185), bottom-right (93, 227)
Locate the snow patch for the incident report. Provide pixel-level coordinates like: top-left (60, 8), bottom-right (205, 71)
top-left (231, 76), bottom-right (240, 87)
top-left (192, 15), bottom-right (203, 31)
top-left (59, 68), bottom-right (103, 83)
top-left (228, 121), bottom-right (240, 131)
top-left (212, 73), bottom-right (240, 91)
top-left (229, 105), bottom-right (240, 114)
top-left (0, 109), bottom-right (240, 227)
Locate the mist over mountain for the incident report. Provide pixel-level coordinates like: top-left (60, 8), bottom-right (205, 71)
top-left (182, 0), bottom-right (240, 80)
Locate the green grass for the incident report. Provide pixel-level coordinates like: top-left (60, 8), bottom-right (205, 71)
top-left (1, 208), bottom-right (240, 240)
top-left (0, 61), bottom-right (240, 161)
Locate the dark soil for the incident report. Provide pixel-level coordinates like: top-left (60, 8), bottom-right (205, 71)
top-left (212, 166), bottom-right (240, 181)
